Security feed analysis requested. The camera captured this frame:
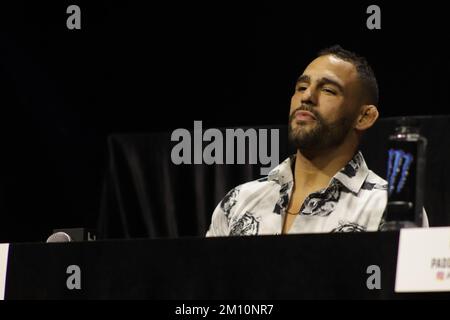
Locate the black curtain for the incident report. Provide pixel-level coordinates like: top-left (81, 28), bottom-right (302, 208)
top-left (98, 115), bottom-right (450, 239)
top-left (98, 126), bottom-right (291, 239)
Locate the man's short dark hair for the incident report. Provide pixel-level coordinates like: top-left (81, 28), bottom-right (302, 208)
top-left (318, 45), bottom-right (379, 106)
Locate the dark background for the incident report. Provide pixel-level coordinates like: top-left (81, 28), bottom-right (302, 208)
top-left (0, 1), bottom-right (448, 242)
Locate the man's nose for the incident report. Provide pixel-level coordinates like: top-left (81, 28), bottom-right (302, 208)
top-left (301, 86), bottom-right (317, 105)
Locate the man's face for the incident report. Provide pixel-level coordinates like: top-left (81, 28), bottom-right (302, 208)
top-left (289, 54), bottom-right (362, 151)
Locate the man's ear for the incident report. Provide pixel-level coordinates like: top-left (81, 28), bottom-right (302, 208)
top-left (354, 105), bottom-right (379, 131)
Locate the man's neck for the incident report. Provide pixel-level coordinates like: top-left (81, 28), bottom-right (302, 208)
top-left (293, 143), bottom-right (357, 191)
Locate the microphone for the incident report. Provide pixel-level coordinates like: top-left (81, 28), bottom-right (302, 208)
top-left (46, 231), bottom-right (72, 243)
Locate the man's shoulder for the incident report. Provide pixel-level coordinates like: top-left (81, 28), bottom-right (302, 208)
top-left (362, 169), bottom-right (388, 191)
top-left (228, 175), bottom-right (280, 195)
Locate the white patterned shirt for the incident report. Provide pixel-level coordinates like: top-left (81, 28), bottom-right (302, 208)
top-left (206, 151), bottom-right (428, 236)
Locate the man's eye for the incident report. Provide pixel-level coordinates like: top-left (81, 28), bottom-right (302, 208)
top-left (322, 88), bottom-right (336, 95)
top-left (297, 86), bottom-right (307, 92)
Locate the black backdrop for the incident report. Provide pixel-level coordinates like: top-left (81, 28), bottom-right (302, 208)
top-left (1, 1), bottom-right (450, 242)
top-left (97, 116), bottom-right (450, 239)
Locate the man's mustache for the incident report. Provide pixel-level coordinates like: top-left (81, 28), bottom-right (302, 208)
top-left (290, 105), bottom-right (320, 122)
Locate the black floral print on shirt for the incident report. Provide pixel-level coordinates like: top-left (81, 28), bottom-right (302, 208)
top-left (341, 152), bottom-right (363, 178)
top-left (300, 181), bottom-right (341, 217)
top-left (273, 182), bottom-right (292, 215)
top-left (230, 212), bottom-right (260, 236)
top-left (331, 221), bottom-right (366, 232)
top-left (220, 187), bottom-right (240, 217)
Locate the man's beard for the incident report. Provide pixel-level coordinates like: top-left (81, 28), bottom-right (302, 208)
top-left (288, 106), bottom-right (355, 151)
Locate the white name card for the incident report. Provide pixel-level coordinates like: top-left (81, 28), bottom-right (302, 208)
top-left (396, 227), bottom-right (450, 292)
top-left (0, 244), bottom-right (9, 300)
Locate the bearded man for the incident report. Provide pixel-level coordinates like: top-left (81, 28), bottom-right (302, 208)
top-left (206, 45), bottom-right (428, 236)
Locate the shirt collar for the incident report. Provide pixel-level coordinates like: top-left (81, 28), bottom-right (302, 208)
top-left (267, 151), bottom-right (370, 194)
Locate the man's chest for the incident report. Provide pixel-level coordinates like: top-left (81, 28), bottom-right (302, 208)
top-left (228, 186), bottom-right (385, 235)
